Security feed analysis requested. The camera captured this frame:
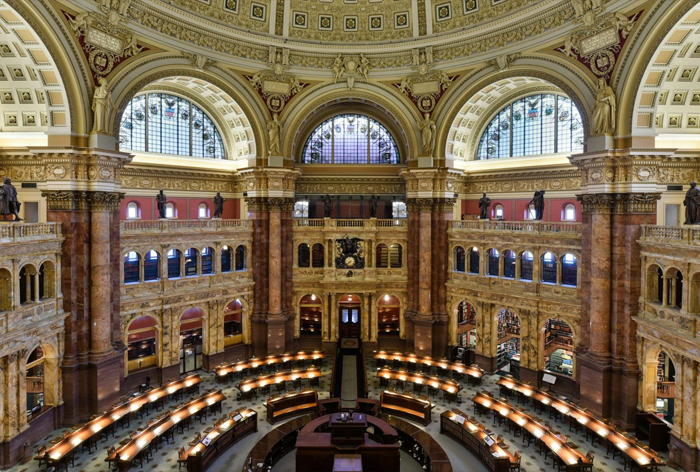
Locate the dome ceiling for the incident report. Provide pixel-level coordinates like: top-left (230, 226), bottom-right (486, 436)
top-left (126, 0), bottom-right (574, 59)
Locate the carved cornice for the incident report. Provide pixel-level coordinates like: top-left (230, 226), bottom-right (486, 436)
top-left (578, 193), bottom-right (660, 214)
top-left (295, 176), bottom-right (405, 196)
top-left (42, 190), bottom-right (124, 211)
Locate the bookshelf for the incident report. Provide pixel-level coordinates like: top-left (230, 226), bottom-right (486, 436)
top-left (544, 319), bottom-right (573, 349)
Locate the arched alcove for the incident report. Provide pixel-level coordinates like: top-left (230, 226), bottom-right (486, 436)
top-left (224, 300), bottom-right (243, 346)
top-left (126, 315), bottom-right (159, 374)
top-left (299, 294), bottom-right (322, 337)
top-left (378, 294), bottom-right (400, 338)
top-left (496, 308), bottom-right (521, 378)
top-left (543, 319), bottom-right (575, 377)
top-left (179, 307), bottom-right (205, 374)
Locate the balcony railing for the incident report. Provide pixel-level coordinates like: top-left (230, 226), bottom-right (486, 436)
top-left (120, 219), bottom-right (250, 234)
top-left (640, 225), bottom-right (700, 245)
top-left (0, 222), bottom-right (61, 243)
top-left (294, 218), bottom-right (407, 229)
top-left (451, 220), bottom-right (581, 234)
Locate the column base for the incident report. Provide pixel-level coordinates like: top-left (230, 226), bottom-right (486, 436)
top-left (670, 433), bottom-right (699, 471)
top-left (432, 318), bottom-right (449, 358)
top-left (576, 354), bottom-right (612, 419)
top-left (474, 353), bottom-right (497, 373)
top-left (61, 360), bottom-right (88, 425)
top-left (87, 352), bottom-right (123, 414)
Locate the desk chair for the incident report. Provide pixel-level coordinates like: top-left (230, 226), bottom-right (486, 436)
top-left (510, 452), bottom-right (522, 472)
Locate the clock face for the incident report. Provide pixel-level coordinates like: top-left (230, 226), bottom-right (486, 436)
top-left (345, 256), bottom-right (355, 267)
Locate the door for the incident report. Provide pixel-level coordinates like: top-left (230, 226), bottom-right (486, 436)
top-left (180, 328), bottom-right (203, 374)
top-left (339, 305), bottom-right (361, 338)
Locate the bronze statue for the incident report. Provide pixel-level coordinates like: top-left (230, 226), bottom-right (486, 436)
top-left (213, 192), bottom-right (226, 219)
top-left (369, 195), bottom-right (379, 218)
top-left (478, 192), bottom-right (491, 220)
top-left (0, 177), bottom-right (21, 221)
top-left (322, 194), bottom-right (333, 217)
top-left (156, 190), bottom-right (167, 219)
top-left (528, 190), bottom-right (545, 220)
top-left (684, 181), bottom-right (700, 224)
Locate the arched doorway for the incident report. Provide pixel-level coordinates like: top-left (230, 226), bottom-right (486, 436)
top-left (655, 351), bottom-right (675, 424)
top-left (126, 316), bottom-right (158, 374)
top-left (300, 294), bottom-right (322, 337)
top-left (457, 301), bottom-right (477, 364)
top-left (497, 308), bottom-right (521, 378)
top-left (180, 307), bottom-right (204, 374)
top-left (339, 294), bottom-right (361, 339)
top-left (378, 295), bottom-right (400, 339)
top-left (224, 300), bottom-right (243, 347)
top-left (543, 319), bottom-right (574, 377)
top-left (26, 347), bottom-right (47, 421)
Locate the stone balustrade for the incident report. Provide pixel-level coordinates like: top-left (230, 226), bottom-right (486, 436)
top-left (640, 225), bottom-right (700, 245)
top-left (451, 220), bottom-right (581, 234)
top-left (294, 218), bottom-right (407, 229)
top-left (120, 218), bottom-right (250, 234)
top-left (0, 222), bottom-right (61, 242)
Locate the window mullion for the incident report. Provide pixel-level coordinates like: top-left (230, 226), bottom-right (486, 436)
top-left (144, 94), bottom-right (149, 153)
top-left (554, 95), bottom-right (559, 153)
top-left (509, 104), bottom-right (514, 158)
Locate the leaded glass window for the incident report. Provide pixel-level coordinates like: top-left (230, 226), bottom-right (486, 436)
top-left (476, 94), bottom-right (583, 160)
top-left (301, 114), bottom-right (400, 164)
top-left (119, 93), bottom-right (225, 159)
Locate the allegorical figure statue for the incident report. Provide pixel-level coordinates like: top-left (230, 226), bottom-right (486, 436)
top-left (369, 195), bottom-right (379, 218)
top-left (593, 78), bottom-right (616, 135)
top-left (156, 190), bottom-right (167, 219)
top-left (528, 190), bottom-right (546, 220)
top-left (684, 181), bottom-right (700, 225)
top-left (419, 113), bottom-right (436, 156)
top-left (92, 76), bottom-right (112, 133)
top-left (322, 194), bottom-right (333, 217)
top-left (0, 177), bottom-right (21, 221)
top-left (478, 192), bottom-right (491, 220)
top-left (213, 192), bottom-right (226, 219)
top-left (267, 112), bottom-right (281, 155)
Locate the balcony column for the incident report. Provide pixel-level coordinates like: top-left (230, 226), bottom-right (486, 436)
top-left (139, 255), bottom-right (145, 283)
top-left (411, 198), bottom-right (434, 356)
top-left (432, 198), bottom-right (454, 358)
top-left (515, 254), bottom-right (522, 280)
top-left (266, 198), bottom-right (285, 354)
top-left (556, 257), bottom-right (562, 285)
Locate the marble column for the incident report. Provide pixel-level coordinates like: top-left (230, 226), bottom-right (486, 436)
top-left (431, 199), bottom-right (453, 358)
top-left (246, 197), bottom-right (269, 356)
top-left (90, 206), bottom-right (114, 356)
top-left (413, 199), bottom-right (434, 356)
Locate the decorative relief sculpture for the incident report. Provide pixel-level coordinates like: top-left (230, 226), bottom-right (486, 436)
top-left (156, 190), bottom-right (167, 219)
top-left (213, 192), bottom-right (226, 218)
top-left (245, 65), bottom-right (306, 114)
top-left (358, 54), bottom-right (371, 81)
top-left (331, 54), bottom-right (345, 83)
top-left (593, 78), bottom-right (616, 135)
top-left (335, 236), bottom-right (365, 269)
top-left (393, 52), bottom-right (455, 114)
top-left (65, 10), bottom-right (143, 80)
top-left (527, 190), bottom-right (545, 220)
top-left (478, 193), bottom-right (491, 220)
top-left (267, 112), bottom-right (281, 155)
top-left (0, 178), bottom-right (21, 221)
top-left (488, 53), bottom-right (520, 71)
top-left (684, 182), bottom-right (700, 225)
top-left (418, 113), bottom-right (436, 156)
top-left (91, 77), bottom-right (112, 133)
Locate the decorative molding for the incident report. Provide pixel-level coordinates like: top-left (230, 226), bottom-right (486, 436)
top-left (578, 193), bottom-right (660, 214)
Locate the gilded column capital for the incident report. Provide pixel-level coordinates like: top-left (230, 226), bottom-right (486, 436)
top-left (88, 191), bottom-right (125, 212)
top-left (406, 197), bottom-right (434, 212)
top-left (578, 194), bottom-right (614, 214)
top-left (41, 190), bottom-right (90, 211)
top-left (267, 197), bottom-right (295, 212)
top-left (245, 196), bottom-right (269, 212)
top-left (433, 198), bottom-right (457, 212)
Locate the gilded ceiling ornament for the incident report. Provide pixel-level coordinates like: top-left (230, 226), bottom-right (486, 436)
top-left (488, 53), bottom-right (520, 71)
top-left (245, 62), bottom-right (306, 114)
top-left (183, 52), bottom-right (212, 70)
top-left (64, 10), bottom-right (144, 83)
top-left (330, 54), bottom-right (371, 90)
top-left (555, 10), bottom-right (640, 82)
top-left (394, 53), bottom-right (455, 114)
top-left (99, 0), bottom-right (133, 25)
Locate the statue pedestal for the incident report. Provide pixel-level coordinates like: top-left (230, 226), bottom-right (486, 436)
top-left (586, 134), bottom-right (614, 152)
top-left (268, 154), bottom-right (284, 167)
top-left (417, 155), bottom-right (434, 168)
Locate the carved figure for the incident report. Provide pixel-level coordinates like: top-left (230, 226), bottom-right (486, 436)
top-left (248, 72), bottom-right (263, 90)
top-left (684, 182), bottom-right (700, 225)
top-left (118, 0), bottom-right (132, 16)
top-left (571, 0), bottom-right (586, 16)
top-left (0, 177), bottom-right (21, 221)
top-left (126, 35), bottom-right (142, 57)
top-left (528, 190), bottom-right (546, 220)
top-left (593, 78), bottom-right (616, 135)
top-left (437, 70), bottom-right (453, 90)
top-left (290, 76), bottom-right (304, 94)
top-left (322, 194), bottom-right (333, 217)
top-left (478, 193), bottom-right (491, 220)
top-left (358, 54), bottom-right (371, 80)
top-left (213, 192), bottom-right (226, 218)
top-left (156, 190), bottom-right (167, 219)
top-left (590, 0), bottom-right (603, 9)
top-left (331, 54), bottom-right (345, 83)
top-left (369, 195), bottom-right (379, 218)
top-left (267, 113), bottom-right (281, 156)
top-left (69, 12), bottom-right (89, 35)
top-left (614, 12), bottom-right (634, 38)
top-left (397, 77), bottom-right (410, 96)
top-left (561, 36), bottom-right (578, 58)
top-left (91, 77), bottom-right (112, 133)
top-left (419, 113), bottom-right (436, 156)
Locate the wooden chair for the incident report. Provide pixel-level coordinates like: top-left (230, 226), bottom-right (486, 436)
top-left (36, 445), bottom-right (48, 468)
top-left (106, 446), bottom-right (118, 469)
top-left (510, 452), bottom-right (521, 472)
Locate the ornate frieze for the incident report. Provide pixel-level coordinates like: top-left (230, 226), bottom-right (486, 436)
top-left (245, 49), bottom-right (306, 114)
top-left (41, 190), bottom-right (124, 211)
top-left (578, 193), bottom-right (660, 214)
top-left (239, 167), bottom-right (300, 198)
top-left (295, 176), bottom-right (405, 196)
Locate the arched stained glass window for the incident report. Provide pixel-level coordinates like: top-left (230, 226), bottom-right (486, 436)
top-left (476, 94), bottom-right (583, 160)
top-left (119, 93), bottom-right (226, 159)
top-left (301, 114), bottom-right (400, 164)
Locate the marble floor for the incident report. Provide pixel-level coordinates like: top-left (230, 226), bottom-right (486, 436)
top-left (7, 356), bottom-right (667, 472)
